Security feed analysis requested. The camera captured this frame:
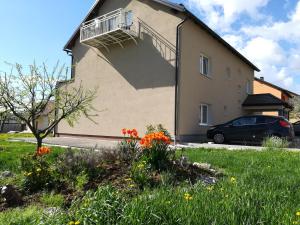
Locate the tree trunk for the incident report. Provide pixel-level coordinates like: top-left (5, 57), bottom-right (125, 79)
top-left (36, 137), bottom-right (42, 150)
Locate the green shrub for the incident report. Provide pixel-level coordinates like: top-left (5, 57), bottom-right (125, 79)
top-left (21, 154), bottom-right (58, 193)
top-left (262, 136), bottom-right (289, 150)
top-left (75, 171), bottom-right (89, 191)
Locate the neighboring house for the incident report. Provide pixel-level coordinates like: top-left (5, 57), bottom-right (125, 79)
top-left (245, 77), bottom-right (298, 119)
top-left (56, 0), bottom-right (261, 142)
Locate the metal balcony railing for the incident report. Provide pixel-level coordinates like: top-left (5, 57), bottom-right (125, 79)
top-left (80, 8), bottom-right (137, 49)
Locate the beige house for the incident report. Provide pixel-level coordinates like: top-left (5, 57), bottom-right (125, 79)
top-left (56, 0), bottom-right (260, 142)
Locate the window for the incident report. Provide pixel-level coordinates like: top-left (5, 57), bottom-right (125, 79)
top-left (232, 117), bottom-right (256, 126)
top-left (199, 104), bottom-right (209, 125)
top-left (200, 54), bottom-right (209, 76)
top-left (125, 11), bottom-right (133, 27)
top-left (246, 80), bottom-right (251, 94)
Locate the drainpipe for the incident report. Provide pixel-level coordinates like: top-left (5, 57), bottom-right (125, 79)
top-left (174, 18), bottom-right (187, 145)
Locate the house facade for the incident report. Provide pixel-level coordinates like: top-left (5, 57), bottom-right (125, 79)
top-left (250, 77), bottom-right (297, 119)
top-left (56, 0), bottom-right (259, 141)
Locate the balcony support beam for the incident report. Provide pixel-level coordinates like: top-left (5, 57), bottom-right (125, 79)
top-left (106, 33), bottom-right (124, 48)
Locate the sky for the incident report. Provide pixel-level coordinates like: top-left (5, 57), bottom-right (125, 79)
top-left (0, 0), bottom-right (300, 93)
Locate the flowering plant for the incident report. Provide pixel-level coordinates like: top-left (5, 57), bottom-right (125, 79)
top-left (139, 131), bottom-right (173, 170)
top-left (36, 146), bottom-right (51, 156)
top-left (119, 128), bottom-right (140, 162)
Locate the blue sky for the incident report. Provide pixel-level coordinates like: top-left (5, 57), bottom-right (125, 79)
top-left (1, 0), bottom-right (300, 92)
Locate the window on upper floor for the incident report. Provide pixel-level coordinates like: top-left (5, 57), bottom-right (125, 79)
top-left (200, 54), bottom-right (210, 76)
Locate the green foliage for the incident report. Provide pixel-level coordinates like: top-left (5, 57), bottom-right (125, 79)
top-left (130, 158), bottom-right (151, 189)
top-left (43, 186), bottom-right (126, 225)
top-left (75, 171), bottom-right (89, 191)
top-left (20, 154), bottom-right (59, 193)
top-left (0, 206), bottom-right (42, 225)
top-left (40, 192), bottom-right (65, 207)
top-left (262, 136), bottom-right (289, 150)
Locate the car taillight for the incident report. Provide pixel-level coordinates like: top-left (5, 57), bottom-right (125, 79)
top-left (279, 120), bottom-right (291, 128)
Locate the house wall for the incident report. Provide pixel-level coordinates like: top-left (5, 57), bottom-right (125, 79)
top-left (57, 0), bottom-right (185, 137)
top-left (253, 80), bottom-right (282, 99)
top-left (177, 19), bottom-right (255, 139)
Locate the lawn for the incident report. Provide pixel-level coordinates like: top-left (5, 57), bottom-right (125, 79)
top-left (1, 134), bottom-right (300, 224)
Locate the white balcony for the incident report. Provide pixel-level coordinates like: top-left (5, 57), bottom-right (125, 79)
top-left (80, 8), bottom-right (138, 51)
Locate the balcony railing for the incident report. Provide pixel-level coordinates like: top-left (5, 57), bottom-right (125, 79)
top-left (80, 8), bottom-right (137, 50)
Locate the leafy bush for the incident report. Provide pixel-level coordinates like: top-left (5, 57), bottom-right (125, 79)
top-left (262, 136), bottom-right (289, 150)
top-left (21, 150), bottom-right (58, 193)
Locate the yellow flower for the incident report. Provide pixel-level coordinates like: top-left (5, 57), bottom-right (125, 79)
top-left (137, 164), bottom-right (145, 169)
top-left (206, 186), bottom-right (214, 192)
top-left (129, 184), bottom-right (135, 188)
top-left (36, 168), bottom-right (42, 172)
top-left (184, 193), bottom-right (193, 201)
top-left (69, 221), bottom-right (75, 225)
top-left (230, 177), bottom-right (237, 183)
top-left (296, 211), bottom-right (300, 216)
top-left (75, 221), bottom-right (80, 225)
top-left (27, 172), bottom-right (32, 176)
top-left (124, 178), bottom-right (132, 182)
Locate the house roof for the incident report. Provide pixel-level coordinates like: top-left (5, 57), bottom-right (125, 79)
top-left (254, 77), bottom-right (299, 97)
top-left (63, 0), bottom-right (260, 72)
top-left (242, 94), bottom-right (292, 109)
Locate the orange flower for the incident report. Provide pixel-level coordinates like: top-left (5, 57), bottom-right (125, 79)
top-left (139, 132), bottom-right (171, 148)
top-left (36, 146), bottom-right (51, 156)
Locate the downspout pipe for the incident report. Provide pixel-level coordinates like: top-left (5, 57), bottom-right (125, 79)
top-left (175, 17), bottom-right (187, 143)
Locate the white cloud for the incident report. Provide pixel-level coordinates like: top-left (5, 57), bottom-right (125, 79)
top-left (187, 0), bottom-right (270, 30)
top-left (242, 37), bottom-right (284, 65)
top-left (242, 1), bottom-right (300, 42)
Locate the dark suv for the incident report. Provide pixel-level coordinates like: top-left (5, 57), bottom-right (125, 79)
top-left (207, 115), bottom-right (294, 144)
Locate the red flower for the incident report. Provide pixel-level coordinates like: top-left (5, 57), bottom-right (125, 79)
top-left (122, 128), bottom-right (127, 135)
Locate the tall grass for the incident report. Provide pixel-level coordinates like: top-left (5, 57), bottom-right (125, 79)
top-left (262, 136), bottom-right (289, 150)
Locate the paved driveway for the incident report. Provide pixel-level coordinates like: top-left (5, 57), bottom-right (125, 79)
top-left (10, 137), bottom-right (300, 152)
top-left (11, 137), bottom-right (119, 149)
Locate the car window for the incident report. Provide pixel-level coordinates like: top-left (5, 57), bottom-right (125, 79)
top-left (232, 117), bottom-right (256, 126)
top-left (256, 116), bottom-right (277, 124)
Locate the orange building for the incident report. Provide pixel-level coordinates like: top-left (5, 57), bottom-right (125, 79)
top-left (247, 77), bottom-right (298, 119)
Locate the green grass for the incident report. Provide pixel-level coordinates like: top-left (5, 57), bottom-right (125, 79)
top-left (40, 192), bottom-right (65, 207)
top-left (1, 135), bottom-right (300, 224)
top-left (0, 206), bottom-right (42, 225)
top-left (0, 134), bottom-right (64, 172)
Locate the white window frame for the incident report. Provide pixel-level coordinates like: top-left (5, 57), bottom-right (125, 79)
top-left (199, 104), bottom-right (209, 126)
top-left (200, 54), bottom-right (210, 77)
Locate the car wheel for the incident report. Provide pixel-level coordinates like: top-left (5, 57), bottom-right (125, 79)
top-left (213, 133), bottom-right (225, 144)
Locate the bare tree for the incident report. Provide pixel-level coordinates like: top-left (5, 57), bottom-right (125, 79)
top-left (0, 62), bottom-right (97, 150)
